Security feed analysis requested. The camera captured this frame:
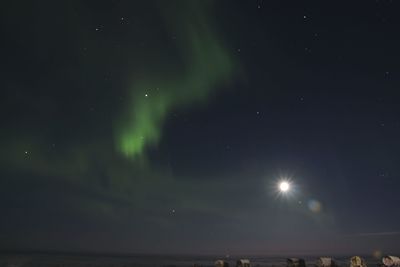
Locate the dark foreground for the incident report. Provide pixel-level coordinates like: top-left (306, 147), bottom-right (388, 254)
top-left (0, 253), bottom-right (384, 267)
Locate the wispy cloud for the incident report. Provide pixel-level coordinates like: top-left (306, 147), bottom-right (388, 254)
top-left (358, 231), bottom-right (400, 237)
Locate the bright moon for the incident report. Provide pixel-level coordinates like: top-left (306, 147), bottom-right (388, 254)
top-left (279, 181), bottom-right (290, 192)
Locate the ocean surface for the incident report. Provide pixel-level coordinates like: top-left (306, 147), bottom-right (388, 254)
top-left (0, 253), bottom-right (382, 267)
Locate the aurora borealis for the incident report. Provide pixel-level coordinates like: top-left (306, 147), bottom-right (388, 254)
top-left (1, 0), bottom-right (400, 255)
top-left (116, 2), bottom-right (235, 158)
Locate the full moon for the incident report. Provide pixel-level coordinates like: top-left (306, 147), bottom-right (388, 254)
top-left (279, 181), bottom-right (290, 192)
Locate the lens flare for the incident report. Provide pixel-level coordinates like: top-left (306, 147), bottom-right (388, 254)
top-left (308, 199), bottom-right (322, 213)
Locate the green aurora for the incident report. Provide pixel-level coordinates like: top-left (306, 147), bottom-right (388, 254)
top-left (115, 2), bottom-right (236, 158)
top-left (0, 1), bottom-right (239, 217)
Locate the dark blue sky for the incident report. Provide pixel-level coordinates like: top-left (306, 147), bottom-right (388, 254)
top-left (1, 0), bottom-right (400, 255)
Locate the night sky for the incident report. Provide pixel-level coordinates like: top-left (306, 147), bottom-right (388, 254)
top-left (1, 0), bottom-right (400, 256)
